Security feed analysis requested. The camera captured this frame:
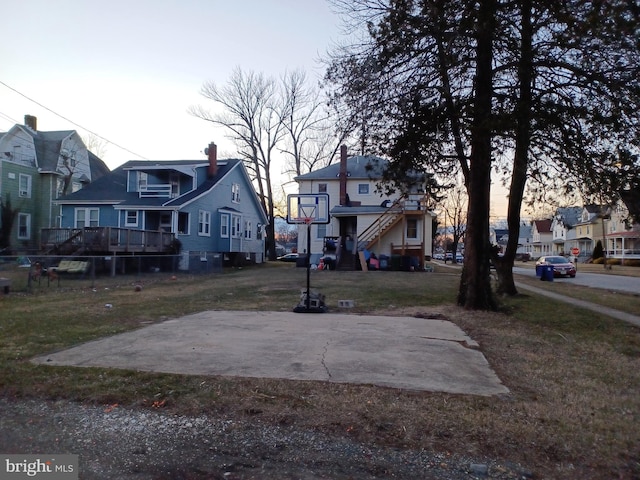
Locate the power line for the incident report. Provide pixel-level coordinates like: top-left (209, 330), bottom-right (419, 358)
top-left (0, 80), bottom-right (149, 161)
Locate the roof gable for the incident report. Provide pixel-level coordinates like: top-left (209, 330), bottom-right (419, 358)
top-left (295, 156), bottom-right (387, 181)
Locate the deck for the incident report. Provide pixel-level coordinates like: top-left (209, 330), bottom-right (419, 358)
top-left (41, 227), bottom-right (176, 255)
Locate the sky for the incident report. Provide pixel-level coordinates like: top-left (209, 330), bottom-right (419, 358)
top-left (0, 0), bottom-right (510, 218)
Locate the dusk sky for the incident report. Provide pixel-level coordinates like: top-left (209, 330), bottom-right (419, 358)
top-left (1, 1), bottom-right (342, 167)
top-left (1, 0), bottom-right (510, 218)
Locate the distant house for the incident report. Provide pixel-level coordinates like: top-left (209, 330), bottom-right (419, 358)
top-left (551, 207), bottom-right (582, 257)
top-left (294, 146), bottom-right (435, 270)
top-left (0, 115), bottom-right (109, 253)
top-left (606, 198), bottom-right (640, 261)
top-left (531, 219), bottom-right (552, 259)
top-left (50, 143), bottom-right (268, 269)
top-left (573, 204), bottom-right (608, 256)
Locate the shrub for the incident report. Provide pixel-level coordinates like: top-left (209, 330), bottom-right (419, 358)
top-left (592, 257), bottom-right (604, 264)
top-left (592, 240), bottom-right (604, 260)
top-left (622, 259), bottom-right (640, 267)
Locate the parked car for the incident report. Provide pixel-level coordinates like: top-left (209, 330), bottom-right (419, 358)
top-left (535, 255), bottom-right (576, 278)
top-left (277, 253), bottom-right (299, 262)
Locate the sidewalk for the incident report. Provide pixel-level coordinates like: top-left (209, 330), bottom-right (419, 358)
top-left (515, 282), bottom-right (640, 327)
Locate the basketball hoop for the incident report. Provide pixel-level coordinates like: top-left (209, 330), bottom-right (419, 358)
top-left (296, 217), bottom-right (314, 226)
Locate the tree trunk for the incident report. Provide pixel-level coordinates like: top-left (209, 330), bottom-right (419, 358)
top-left (458, 0), bottom-right (497, 310)
top-left (495, 0), bottom-right (533, 296)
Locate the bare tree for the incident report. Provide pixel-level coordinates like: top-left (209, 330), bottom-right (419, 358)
top-left (442, 184), bottom-right (467, 262)
top-left (189, 67), bottom-right (284, 260)
top-left (280, 70), bottom-right (354, 178)
top-left (81, 133), bottom-right (109, 160)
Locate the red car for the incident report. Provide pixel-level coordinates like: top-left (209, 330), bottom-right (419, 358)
top-left (535, 255), bottom-right (577, 278)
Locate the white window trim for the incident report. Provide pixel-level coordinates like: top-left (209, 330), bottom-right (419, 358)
top-left (244, 221), bottom-right (252, 239)
top-left (74, 208), bottom-right (99, 228)
top-left (220, 213), bottom-right (229, 238)
top-left (198, 210), bottom-right (211, 236)
top-left (125, 210), bottom-right (139, 227)
top-left (232, 183), bottom-right (240, 203)
top-left (17, 213), bottom-right (31, 239)
top-left (358, 183), bottom-right (369, 195)
top-left (19, 174), bottom-right (32, 198)
top-left (231, 214), bottom-right (242, 237)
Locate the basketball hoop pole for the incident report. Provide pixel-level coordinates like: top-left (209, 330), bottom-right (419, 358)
top-left (305, 219), bottom-right (312, 311)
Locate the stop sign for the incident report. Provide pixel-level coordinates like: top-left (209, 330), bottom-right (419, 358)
top-left (571, 247), bottom-right (580, 256)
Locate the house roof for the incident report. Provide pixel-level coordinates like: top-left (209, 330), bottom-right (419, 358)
top-left (555, 206), bottom-right (582, 226)
top-left (1, 124), bottom-right (110, 180)
top-left (295, 156), bottom-right (387, 181)
top-left (55, 158), bottom-right (268, 222)
top-left (533, 219), bottom-right (552, 233)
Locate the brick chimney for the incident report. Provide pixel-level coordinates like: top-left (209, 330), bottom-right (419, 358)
top-left (206, 142), bottom-right (217, 178)
top-left (24, 114), bottom-right (37, 131)
top-left (339, 145), bottom-right (348, 206)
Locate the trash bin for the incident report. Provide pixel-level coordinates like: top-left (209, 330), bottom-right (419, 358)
top-left (535, 265), bottom-right (542, 277)
top-left (540, 265), bottom-right (554, 281)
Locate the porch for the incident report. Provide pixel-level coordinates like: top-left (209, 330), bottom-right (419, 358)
top-left (41, 227), bottom-right (176, 255)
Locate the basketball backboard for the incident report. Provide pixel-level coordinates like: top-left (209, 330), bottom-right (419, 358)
top-left (286, 193), bottom-right (330, 224)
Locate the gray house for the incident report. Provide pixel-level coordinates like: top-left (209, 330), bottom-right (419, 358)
top-left (0, 115), bottom-right (109, 253)
top-left (48, 143), bottom-right (268, 269)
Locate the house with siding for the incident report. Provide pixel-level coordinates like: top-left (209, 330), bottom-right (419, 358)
top-left (551, 206), bottom-right (582, 257)
top-left (294, 145), bottom-right (435, 270)
top-left (0, 115), bottom-right (109, 253)
top-left (573, 204), bottom-right (607, 257)
top-left (605, 198), bottom-right (640, 261)
top-left (51, 143), bottom-right (268, 269)
top-left (531, 219), bottom-right (553, 259)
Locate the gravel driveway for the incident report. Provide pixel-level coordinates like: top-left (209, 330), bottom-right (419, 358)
top-left (0, 398), bottom-right (532, 479)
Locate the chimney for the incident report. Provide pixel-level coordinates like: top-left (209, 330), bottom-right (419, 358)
top-left (339, 145), bottom-right (348, 206)
top-left (24, 114), bottom-right (37, 131)
top-left (206, 142), bottom-right (217, 178)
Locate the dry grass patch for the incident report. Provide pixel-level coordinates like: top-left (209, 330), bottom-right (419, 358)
top-left (1, 262), bottom-right (639, 479)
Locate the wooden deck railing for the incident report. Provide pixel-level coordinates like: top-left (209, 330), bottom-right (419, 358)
top-left (41, 227), bottom-right (175, 254)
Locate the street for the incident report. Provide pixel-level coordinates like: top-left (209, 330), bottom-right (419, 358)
top-left (512, 266), bottom-right (640, 295)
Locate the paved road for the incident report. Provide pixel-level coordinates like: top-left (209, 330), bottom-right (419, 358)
top-left (513, 267), bottom-right (640, 295)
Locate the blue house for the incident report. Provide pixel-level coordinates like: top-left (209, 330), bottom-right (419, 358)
top-left (46, 143), bottom-right (268, 269)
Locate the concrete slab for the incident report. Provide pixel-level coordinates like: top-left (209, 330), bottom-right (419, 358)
top-left (32, 311), bottom-right (508, 396)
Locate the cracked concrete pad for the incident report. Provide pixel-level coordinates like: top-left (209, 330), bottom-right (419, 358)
top-left (33, 311), bottom-right (508, 396)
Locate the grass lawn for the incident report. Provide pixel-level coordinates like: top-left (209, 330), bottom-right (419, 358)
top-left (1, 261), bottom-right (639, 479)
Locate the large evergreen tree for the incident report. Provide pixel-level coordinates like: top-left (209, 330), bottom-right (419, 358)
top-left (326, 0), bottom-right (640, 309)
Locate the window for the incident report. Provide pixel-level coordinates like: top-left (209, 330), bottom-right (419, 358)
top-left (17, 213), bottom-right (30, 239)
top-left (407, 219), bottom-right (418, 239)
top-left (358, 183), bottom-right (369, 195)
top-left (316, 223), bottom-right (327, 239)
top-left (178, 212), bottom-right (189, 235)
top-left (19, 174), bottom-right (31, 198)
top-left (220, 214), bottom-right (229, 238)
top-left (244, 221), bottom-right (252, 239)
top-left (318, 183), bottom-right (327, 193)
top-left (231, 215), bottom-right (242, 237)
top-left (138, 172), bottom-right (148, 190)
top-left (125, 210), bottom-right (138, 227)
top-left (75, 208), bottom-right (99, 228)
top-left (257, 223), bottom-right (263, 240)
top-left (232, 183), bottom-right (240, 203)
top-left (198, 210), bottom-right (211, 236)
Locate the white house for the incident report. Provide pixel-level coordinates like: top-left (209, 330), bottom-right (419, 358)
top-left (294, 146), bottom-right (435, 270)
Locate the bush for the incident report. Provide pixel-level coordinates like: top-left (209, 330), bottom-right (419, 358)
top-left (622, 259), bottom-right (640, 267)
top-left (592, 240), bottom-right (604, 260)
top-left (592, 257), bottom-right (604, 264)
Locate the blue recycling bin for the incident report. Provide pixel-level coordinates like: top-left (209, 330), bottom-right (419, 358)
top-left (535, 265), bottom-right (542, 277)
top-left (540, 265), bottom-right (554, 282)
